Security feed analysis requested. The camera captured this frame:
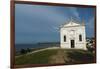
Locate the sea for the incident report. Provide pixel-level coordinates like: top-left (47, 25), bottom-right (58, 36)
top-left (15, 42), bottom-right (60, 52)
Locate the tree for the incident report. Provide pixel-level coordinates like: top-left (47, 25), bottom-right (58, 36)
top-left (20, 49), bottom-right (27, 54)
top-left (27, 48), bottom-right (31, 52)
top-left (86, 45), bottom-right (94, 53)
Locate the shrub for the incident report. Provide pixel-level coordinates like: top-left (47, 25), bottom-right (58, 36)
top-left (86, 45), bottom-right (94, 52)
top-left (20, 49), bottom-right (27, 54)
top-left (26, 48), bottom-right (31, 52)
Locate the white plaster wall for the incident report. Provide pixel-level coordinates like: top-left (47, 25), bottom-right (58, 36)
top-left (60, 25), bottom-right (87, 50)
top-left (60, 28), bottom-right (70, 48)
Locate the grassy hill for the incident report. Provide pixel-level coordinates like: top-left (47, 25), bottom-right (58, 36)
top-left (15, 49), bottom-right (95, 65)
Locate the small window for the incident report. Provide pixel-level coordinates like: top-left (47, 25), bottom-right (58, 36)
top-left (64, 35), bottom-right (66, 42)
top-left (79, 34), bottom-right (82, 41)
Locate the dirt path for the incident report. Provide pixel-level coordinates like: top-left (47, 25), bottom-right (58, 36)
top-left (49, 50), bottom-right (66, 64)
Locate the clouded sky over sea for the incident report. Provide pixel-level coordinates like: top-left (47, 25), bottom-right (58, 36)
top-left (15, 4), bottom-right (95, 44)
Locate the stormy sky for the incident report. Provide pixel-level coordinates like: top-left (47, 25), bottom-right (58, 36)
top-left (15, 4), bottom-right (95, 44)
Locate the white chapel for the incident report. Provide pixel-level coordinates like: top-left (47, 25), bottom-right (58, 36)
top-left (60, 18), bottom-right (87, 50)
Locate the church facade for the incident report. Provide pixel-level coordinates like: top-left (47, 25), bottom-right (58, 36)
top-left (60, 18), bottom-right (87, 50)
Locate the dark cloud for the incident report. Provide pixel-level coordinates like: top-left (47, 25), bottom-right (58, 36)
top-left (15, 4), bottom-right (95, 44)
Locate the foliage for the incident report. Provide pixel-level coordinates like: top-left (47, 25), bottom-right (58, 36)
top-left (20, 48), bottom-right (32, 55)
top-left (26, 48), bottom-right (31, 52)
top-left (86, 45), bottom-right (94, 52)
top-left (20, 49), bottom-right (27, 54)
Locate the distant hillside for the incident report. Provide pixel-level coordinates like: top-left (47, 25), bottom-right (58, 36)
top-left (37, 42), bottom-right (60, 44)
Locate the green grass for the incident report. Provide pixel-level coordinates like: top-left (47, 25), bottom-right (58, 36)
top-left (64, 49), bottom-right (95, 64)
top-left (15, 49), bottom-right (95, 65)
top-left (15, 49), bottom-right (58, 65)
top-left (15, 48), bottom-right (44, 56)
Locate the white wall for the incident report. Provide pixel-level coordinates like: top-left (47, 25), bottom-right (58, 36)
top-left (60, 23), bottom-right (86, 50)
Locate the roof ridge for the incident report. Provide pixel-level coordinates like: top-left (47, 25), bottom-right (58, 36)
top-left (60, 17), bottom-right (85, 28)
